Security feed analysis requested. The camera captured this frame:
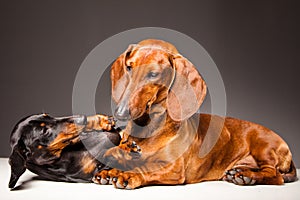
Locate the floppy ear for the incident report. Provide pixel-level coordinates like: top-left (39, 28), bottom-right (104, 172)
top-left (8, 146), bottom-right (26, 188)
top-left (111, 44), bottom-right (135, 103)
top-left (167, 55), bottom-right (207, 121)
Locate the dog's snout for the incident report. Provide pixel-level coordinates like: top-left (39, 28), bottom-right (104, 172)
top-left (114, 106), bottom-right (130, 121)
top-left (71, 115), bottom-right (87, 125)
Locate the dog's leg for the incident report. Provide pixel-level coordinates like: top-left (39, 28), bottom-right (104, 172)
top-left (93, 157), bottom-right (185, 189)
top-left (99, 137), bottom-right (142, 169)
top-left (223, 134), bottom-right (292, 185)
top-left (223, 165), bottom-right (284, 185)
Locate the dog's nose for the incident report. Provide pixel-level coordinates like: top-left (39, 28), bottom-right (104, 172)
top-left (71, 115), bottom-right (87, 125)
top-left (114, 106), bottom-right (130, 121)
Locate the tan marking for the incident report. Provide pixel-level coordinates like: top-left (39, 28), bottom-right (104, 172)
top-left (85, 115), bottom-right (114, 131)
top-left (48, 124), bottom-right (83, 157)
top-left (38, 145), bottom-right (43, 149)
top-left (40, 123), bottom-right (45, 127)
top-left (81, 155), bottom-right (96, 174)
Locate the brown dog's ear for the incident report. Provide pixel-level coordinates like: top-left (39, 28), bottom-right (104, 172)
top-left (8, 146), bottom-right (26, 188)
top-left (167, 55), bottom-right (207, 121)
top-left (111, 44), bottom-right (135, 103)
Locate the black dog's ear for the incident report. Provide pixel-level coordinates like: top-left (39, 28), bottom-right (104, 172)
top-left (8, 147), bottom-right (26, 189)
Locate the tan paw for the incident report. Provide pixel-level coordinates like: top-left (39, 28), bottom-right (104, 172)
top-left (111, 171), bottom-right (143, 189)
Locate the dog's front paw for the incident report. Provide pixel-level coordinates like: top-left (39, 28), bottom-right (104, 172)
top-left (117, 138), bottom-right (142, 160)
top-left (97, 115), bottom-right (116, 131)
top-left (223, 168), bottom-right (256, 185)
top-left (111, 171), bottom-right (143, 190)
top-left (93, 168), bottom-right (118, 185)
top-left (86, 115), bottom-right (116, 131)
top-left (128, 141), bottom-right (141, 160)
top-left (93, 169), bottom-right (143, 189)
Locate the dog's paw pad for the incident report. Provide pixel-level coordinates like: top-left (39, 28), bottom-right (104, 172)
top-left (97, 115), bottom-right (116, 131)
top-left (223, 168), bottom-right (256, 185)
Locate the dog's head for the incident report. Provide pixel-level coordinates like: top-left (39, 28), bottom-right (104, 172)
top-left (8, 114), bottom-right (87, 188)
top-left (111, 39), bottom-right (207, 126)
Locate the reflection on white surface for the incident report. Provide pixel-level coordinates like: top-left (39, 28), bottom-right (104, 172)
top-left (1, 158), bottom-right (299, 200)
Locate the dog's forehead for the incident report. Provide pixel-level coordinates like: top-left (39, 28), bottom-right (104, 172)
top-left (27, 114), bottom-right (53, 123)
top-left (10, 114), bottom-right (41, 147)
top-left (137, 39), bottom-right (179, 53)
top-left (128, 47), bottom-right (171, 68)
top-left (10, 114), bottom-right (58, 147)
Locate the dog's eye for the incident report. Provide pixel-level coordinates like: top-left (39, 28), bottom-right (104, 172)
top-left (147, 72), bottom-right (160, 79)
top-left (126, 66), bottom-right (132, 72)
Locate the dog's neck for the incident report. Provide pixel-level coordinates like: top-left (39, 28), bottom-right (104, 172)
top-left (123, 111), bottom-right (200, 164)
top-left (124, 108), bottom-right (180, 141)
top-left (123, 112), bottom-right (201, 146)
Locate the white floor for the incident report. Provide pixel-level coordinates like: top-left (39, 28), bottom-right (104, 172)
top-left (1, 158), bottom-right (299, 200)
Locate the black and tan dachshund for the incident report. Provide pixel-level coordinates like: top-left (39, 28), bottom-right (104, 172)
top-left (8, 113), bottom-right (122, 189)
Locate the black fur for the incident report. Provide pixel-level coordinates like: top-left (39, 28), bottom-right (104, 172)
top-left (8, 114), bottom-right (121, 189)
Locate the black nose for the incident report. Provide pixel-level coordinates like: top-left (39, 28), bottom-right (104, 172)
top-left (114, 106), bottom-right (130, 121)
top-left (71, 115), bottom-right (87, 125)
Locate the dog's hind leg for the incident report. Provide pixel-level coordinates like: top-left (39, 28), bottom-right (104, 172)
top-left (223, 130), bottom-right (295, 185)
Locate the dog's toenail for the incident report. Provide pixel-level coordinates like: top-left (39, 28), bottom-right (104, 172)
top-left (123, 181), bottom-right (128, 187)
top-left (229, 170), bottom-right (236, 175)
top-left (243, 177), bottom-right (251, 184)
top-left (100, 178), bottom-right (108, 185)
top-left (112, 177), bottom-right (118, 182)
top-left (235, 177), bottom-right (244, 185)
top-left (131, 141), bottom-right (136, 147)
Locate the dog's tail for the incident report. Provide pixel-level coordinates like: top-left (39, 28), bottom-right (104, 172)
top-left (282, 160), bottom-right (298, 183)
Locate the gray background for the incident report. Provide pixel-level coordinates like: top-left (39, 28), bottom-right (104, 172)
top-left (0, 0), bottom-right (299, 166)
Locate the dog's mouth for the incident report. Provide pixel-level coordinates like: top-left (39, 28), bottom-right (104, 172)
top-left (130, 99), bottom-right (154, 126)
top-left (133, 112), bottom-right (150, 127)
top-left (132, 100), bottom-right (167, 127)
top-left (130, 102), bottom-right (168, 138)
